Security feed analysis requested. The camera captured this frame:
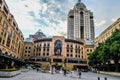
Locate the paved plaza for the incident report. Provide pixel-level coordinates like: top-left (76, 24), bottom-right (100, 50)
top-left (0, 70), bottom-right (120, 80)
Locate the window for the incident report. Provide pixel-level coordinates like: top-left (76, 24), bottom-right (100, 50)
top-left (70, 54), bottom-right (73, 57)
top-left (25, 51), bottom-right (27, 53)
top-left (47, 48), bottom-right (49, 51)
top-left (29, 47), bottom-right (31, 49)
top-left (28, 51), bottom-right (30, 53)
top-left (43, 48), bottom-right (45, 51)
top-left (0, 37), bottom-right (2, 44)
top-left (3, 6), bottom-right (8, 14)
top-left (90, 49), bottom-right (92, 52)
top-left (47, 43), bottom-right (49, 47)
top-left (71, 49), bottom-right (73, 52)
top-left (67, 49), bottom-right (69, 52)
top-left (44, 44), bottom-right (46, 47)
top-left (75, 50), bottom-right (77, 53)
top-left (43, 53), bottom-right (45, 56)
top-left (87, 49), bottom-right (89, 52)
top-left (67, 44), bottom-right (69, 47)
top-left (6, 29), bottom-right (12, 47)
top-left (47, 53), bottom-right (49, 56)
top-left (39, 48), bottom-right (41, 51)
top-left (2, 40), bottom-right (5, 45)
top-left (0, 16), bottom-right (2, 23)
top-left (67, 54), bottom-right (69, 57)
top-left (26, 47), bottom-right (27, 49)
top-left (75, 55), bottom-right (77, 57)
top-left (3, 21), bottom-right (8, 28)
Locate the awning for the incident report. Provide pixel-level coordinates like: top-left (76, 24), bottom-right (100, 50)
top-left (0, 52), bottom-right (25, 64)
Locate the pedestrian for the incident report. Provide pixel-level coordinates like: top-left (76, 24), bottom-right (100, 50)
top-left (63, 69), bottom-right (67, 76)
top-left (37, 68), bottom-right (39, 72)
top-left (78, 69), bottom-right (81, 79)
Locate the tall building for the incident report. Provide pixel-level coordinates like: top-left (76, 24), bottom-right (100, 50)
top-left (67, 0), bottom-right (95, 45)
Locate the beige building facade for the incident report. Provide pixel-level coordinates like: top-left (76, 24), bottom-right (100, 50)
top-left (23, 36), bottom-right (94, 69)
top-left (94, 18), bottom-right (120, 48)
top-left (0, 0), bottom-right (24, 59)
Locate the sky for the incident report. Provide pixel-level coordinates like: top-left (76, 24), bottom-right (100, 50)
top-left (5, 0), bottom-right (120, 38)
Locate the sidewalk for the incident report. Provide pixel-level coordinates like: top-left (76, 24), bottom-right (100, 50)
top-left (100, 71), bottom-right (120, 77)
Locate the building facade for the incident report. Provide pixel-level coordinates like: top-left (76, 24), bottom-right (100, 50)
top-left (67, 0), bottom-right (95, 45)
top-left (24, 36), bottom-right (94, 69)
top-left (94, 18), bottom-right (120, 48)
top-left (0, 0), bottom-right (24, 59)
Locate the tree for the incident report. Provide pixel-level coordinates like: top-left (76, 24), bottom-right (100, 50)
top-left (88, 29), bottom-right (120, 72)
top-left (105, 29), bottom-right (120, 72)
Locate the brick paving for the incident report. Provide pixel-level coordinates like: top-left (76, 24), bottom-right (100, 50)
top-left (0, 70), bottom-right (120, 80)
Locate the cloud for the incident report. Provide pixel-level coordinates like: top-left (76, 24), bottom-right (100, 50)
top-left (111, 18), bottom-right (117, 23)
top-left (5, 0), bottom-right (120, 39)
top-left (95, 20), bottom-right (106, 27)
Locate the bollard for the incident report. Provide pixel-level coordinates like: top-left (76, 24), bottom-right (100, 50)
top-left (105, 77), bottom-right (107, 80)
top-left (98, 77), bottom-right (100, 80)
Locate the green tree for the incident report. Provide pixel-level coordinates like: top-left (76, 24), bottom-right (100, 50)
top-left (89, 29), bottom-right (120, 72)
top-left (105, 29), bottom-right (120, 72)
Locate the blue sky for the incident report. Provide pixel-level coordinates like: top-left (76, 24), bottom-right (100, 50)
top-left (5, 0), bottom-right (120, 38)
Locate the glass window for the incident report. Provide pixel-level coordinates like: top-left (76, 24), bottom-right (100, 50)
top-left (43, 53), bottom-right (45, 56)
top-left (67, 54), bottom-right (69, 57)
top-left (70, 54), bottom-right (73, 57)
top-left (47, 53), bottom-right (49, 56)
top-left (3, 21), bottom-right (8, 28)
top-left (28, 51), bottom-right (30, 53)
top-left (47, 48), bottom-right (49, 51)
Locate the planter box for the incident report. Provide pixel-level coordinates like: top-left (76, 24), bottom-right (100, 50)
top-left (0, 70), bottom-right (21, 77)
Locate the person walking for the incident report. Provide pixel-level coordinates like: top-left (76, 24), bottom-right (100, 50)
top-left (63, 69), bottom-right (67, 76)
top-left (78, 69), bottom-right (81, 79)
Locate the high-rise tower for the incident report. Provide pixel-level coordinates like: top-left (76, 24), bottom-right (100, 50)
top-left (67, 0), bottom-right (95, 45)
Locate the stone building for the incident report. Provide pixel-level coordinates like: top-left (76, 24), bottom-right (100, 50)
top-left (0, 0), bottom-right (24, 59)
top-left (94, 18), bottom-right (120, 48)
top-left (67, 0), bottom-right (95, 45)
